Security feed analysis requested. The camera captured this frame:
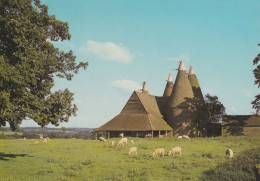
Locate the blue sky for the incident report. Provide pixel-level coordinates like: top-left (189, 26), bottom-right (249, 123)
top-left (21, 0), bottom-right (260, 128)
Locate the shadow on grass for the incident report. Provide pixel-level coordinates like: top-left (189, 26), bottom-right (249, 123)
top-left (201, 148), bottom-right (260, 181)
top-left (0, 152), bottom-right (33, 161)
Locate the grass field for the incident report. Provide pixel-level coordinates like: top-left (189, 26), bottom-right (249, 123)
top-left (0, 136), bottom-right (259, 181)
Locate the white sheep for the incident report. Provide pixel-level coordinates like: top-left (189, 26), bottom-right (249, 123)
top-left (128, 147), bottom-right (137, 155)
top-left (145, 134), bottom-right (152, 138)
top-left (119, 133), bottom-right (124, 138)
top-left (46, 137), bottom-right (50, 141)
top-left (111, 141), bottom-right (115, 146)
top-left (34, 141), bottom-right (39, 144)
top-left (99, 137), bottom-right (106, 142)
top-left (168, 147), bottom-right (181, 156)
top-left (152, 148), bottom-right (165, 157)
top-left (226, 149), bottom-right (233, 159)
top-left (131, 140), bottom-right (134, 144)
top-left (40, 136), bottom-right (43, 139)
top-left (177, 136), bottom-right (183, 139)
top-left (43, 138), bottom-right (47, 144)
top-left (117, 138), bottom-right (127, 146)
top-left (183, 135), bottom-right (190, 140)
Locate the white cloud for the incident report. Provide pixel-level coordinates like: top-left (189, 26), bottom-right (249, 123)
top-left (230, 107), bottom-right (237, 112)
top-left (111, 80), bottom-right (141, 92)
top-left (79, 40), bottom-right (132, 63)
top-left (241, 90), bottom-right (253, 98)
top-left (168, 54), bottom-right (190, 62)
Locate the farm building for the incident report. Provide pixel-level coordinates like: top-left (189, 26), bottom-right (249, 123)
top-left (95, 61), bottom-right (205, 138)
top-left (222, 115), bottom-right (260, 136)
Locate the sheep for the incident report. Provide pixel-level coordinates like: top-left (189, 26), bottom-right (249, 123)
top-left (168, 147), bottom-right (181, 156)
top-left (119, 133), bottom-right (124, 138)
top-left (152, 148), bottom-right (165, 157)
top-left (177, 136), bottom-right (183, 139)
top-left (145, 134), bottom-right (152, 138)
top-left (131, 140), bottom-right (134, 144)
top-left (43, 138), bottom-right (48, 144)
top-left (183, 135), bottom-right (190, 140)
top-left (117, 138), bottom-right (127, 146)
top-left (99, 137), bottom-right (106, 142)
top-left (46, 137), bottom-right (50, 140)
top-left (128, 147), bottom-right (137, 155)
top-left (40, 136), bottom-right (43, 139)
top-left (159, 135), bottom-right (164, 138)
top-left (23, 137), bottom-right (26, 140)
top-left (34, 141), bottom-right (39, 144)
top-left (111, 141), bottom-right (115, 146)
top-left (226, 149), bottom-right (233, 159)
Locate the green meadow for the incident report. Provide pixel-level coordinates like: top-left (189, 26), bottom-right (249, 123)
top-left (0, 136), bottom-right (259, 181)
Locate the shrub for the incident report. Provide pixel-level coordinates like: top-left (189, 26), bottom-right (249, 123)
top-left (202, 148), bottom-right (260, 181)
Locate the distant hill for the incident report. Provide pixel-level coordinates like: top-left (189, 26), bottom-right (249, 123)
top-left (0, 127), bottom-right (94, 139)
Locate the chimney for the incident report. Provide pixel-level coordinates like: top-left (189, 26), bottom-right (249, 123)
top-left (142, 81), bottom-right (148, 94)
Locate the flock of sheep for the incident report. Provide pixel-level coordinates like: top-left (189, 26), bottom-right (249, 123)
top-left (99, 134), bottom-right (234, 159)
top-left (33, 136), bottom-right (50, 144)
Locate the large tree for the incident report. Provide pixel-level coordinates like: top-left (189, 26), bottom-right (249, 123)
top-left (0, 0), bottom-right (88, 130)
top-left (252, 44), bottom-right (260, 112)
top-left (195, 94), bottom-right (225, 137)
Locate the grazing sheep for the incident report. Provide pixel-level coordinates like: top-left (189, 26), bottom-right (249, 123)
top-left (117, 138), bottom-right (127, 146)
top-left (119, 133), bottom-right (124, 138)
top-left (226, 149), bottom-right (233, 159)
top-left (128, 147), bottom-right (137, 155)
top-left (43, 138), bottom-right (48, 144)
top-left (152, 148), bottom-right (165, 157)
top-left (177, 136), bottom-right (183, 139)
top-left (145, 134), bottom-right (152, 138)
top-left (111, 141), bottom-right (115, 146)
top-left (34, 141), bottom-right (39, 144)
top-left (183, 135), bottom-right (190, 140)
top-left (131, 140), bottom-right (134, 144)
top-left (99, 137), bottom-right (106, 142)
top-left (168, 147), bottom-right (181, 156)
top-left (40, 136), bottom-right (43, 139)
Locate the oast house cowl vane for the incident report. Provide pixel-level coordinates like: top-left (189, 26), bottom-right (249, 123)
top-left (163, 74), bottom-right (174, 97)
top-left (167, 61), bottom-right (195, 136)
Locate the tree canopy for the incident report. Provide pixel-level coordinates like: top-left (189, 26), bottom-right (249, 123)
top-left (196, 94), bottom-right (225, 136)
top-left (0, 0), bottom-right (88, 130)
top-left (252, 44), bottom-right (260, 112)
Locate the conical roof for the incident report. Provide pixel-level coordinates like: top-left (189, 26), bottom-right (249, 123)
top-left (168, 61), bottom-right (194, 108)
top-left (188, 66), bottom-right (204, 102)
top-left (163, 74), bottom-right (174, 97)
